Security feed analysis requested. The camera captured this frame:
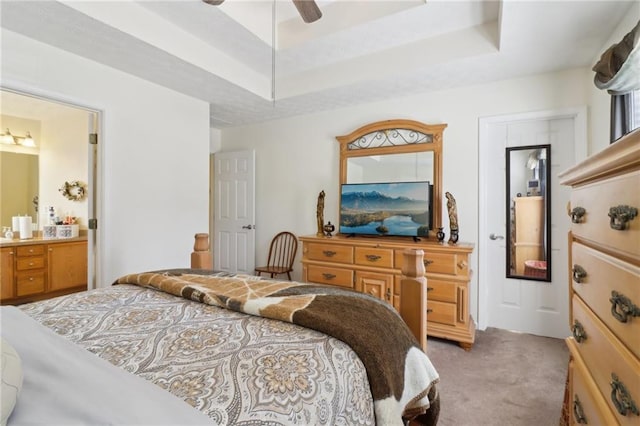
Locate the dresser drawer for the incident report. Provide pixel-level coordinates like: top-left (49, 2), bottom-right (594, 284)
top-left (426, 278), bottom-right (457, 303)
top-left (427, 300), bottom-right (457, 326)
top-left (411, 251), bottom-right (468, 276)
top-left (305, 243), bottom-right (353, 264)
top-left (306, 265), bottom-right (353, 288)
top-left (16, 256), bottom-right (45, 271)
top-left (16, 245), bottom-right (45, 257)
top-left (571, 295), bottom-right (640, 424)
top-left (568, 343), bottom-right (618, 426)
top-left (572, 242), bottom-right (640, 359)
top-left (355, 246), bottom-right (393, 268)
top-left (16, 271), bottom-right (46, 296)
top-left (570, 170), bottom-right (640, 259)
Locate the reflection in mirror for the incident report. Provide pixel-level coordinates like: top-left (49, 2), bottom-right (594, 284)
top-left (506, 144), bottom-right (551, 281)
top-left (346, 152), bottom-right (434, 184)
top-left (0, 151), bottom-right (39, 229)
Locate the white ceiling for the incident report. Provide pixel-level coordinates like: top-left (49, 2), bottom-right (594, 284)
top-left (0, 0), bottom-right (634, 128)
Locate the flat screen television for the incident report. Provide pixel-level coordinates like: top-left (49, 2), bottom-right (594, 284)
top-left (339, 181), bottom-right (431, 237)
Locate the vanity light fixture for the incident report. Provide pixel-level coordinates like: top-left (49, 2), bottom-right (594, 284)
top-left (0, 128), bottom-right (37, 147)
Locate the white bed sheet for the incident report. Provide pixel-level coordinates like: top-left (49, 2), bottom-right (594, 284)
top-left (1, 306), bottom-right (211, 426)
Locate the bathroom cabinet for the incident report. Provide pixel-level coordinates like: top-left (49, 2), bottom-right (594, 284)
top-left (0, 238), bottom-right (87, 304)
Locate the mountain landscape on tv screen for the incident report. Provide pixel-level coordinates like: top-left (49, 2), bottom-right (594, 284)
top-left (341, 191), bottom-right (424, 211)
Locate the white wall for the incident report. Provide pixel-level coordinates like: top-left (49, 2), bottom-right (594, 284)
top-left (2, 29), bottom-right (211, 287)
top-left (39, 108), bottom-right (89, 229)
top-left (588, 2), bottom-right (640, 154)
top-left (220, 67), bottom-right (592, 323)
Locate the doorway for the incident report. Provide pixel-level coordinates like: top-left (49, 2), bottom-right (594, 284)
top-left (0, 88), bottom-right (101, 290)
top-left (478, 108), bottom-right (587, 338)
top-left (212, 150), bottom-right (256, 274)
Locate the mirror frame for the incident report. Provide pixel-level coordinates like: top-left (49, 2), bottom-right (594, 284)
top-left (336, 119), bottom-right (447, 231)
top-left (505, 144), bottom-right (551, 282)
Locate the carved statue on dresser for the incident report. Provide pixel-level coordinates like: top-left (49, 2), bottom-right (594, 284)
top-left (316, 190), bottom-right (325, 237)
top-left (446, 192), bottom-right (459, 244)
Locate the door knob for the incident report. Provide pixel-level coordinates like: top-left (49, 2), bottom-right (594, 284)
top-left (242, 225), bottom-right (254, 230)
top-left (489, 233), bottom-right (504, 240)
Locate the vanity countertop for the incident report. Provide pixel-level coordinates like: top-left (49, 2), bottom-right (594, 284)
top-left (0, 235), bottom-right (88, 248)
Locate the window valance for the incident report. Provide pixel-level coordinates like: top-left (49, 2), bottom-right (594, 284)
top-left (592, 20), bottom-right (640, 95)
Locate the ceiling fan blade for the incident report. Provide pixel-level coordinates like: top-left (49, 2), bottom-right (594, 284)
top-left (292, 0), bottom-right (322, 23)
top-left (202, 0), bottom-right (225, 5)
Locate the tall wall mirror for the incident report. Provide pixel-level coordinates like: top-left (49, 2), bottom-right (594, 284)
top-left (505, 144), bottom-right (551, 281)
top-left (336, 120), bottom-right (447, 237)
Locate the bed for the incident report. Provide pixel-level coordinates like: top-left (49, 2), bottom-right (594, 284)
top-left (1, 249), bottom-right (439, 426)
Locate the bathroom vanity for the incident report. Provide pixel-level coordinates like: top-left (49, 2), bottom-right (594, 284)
top-left (1, 237), bottom-right (87, 304)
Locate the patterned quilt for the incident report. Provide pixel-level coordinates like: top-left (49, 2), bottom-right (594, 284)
top-left (113, 270), bottom-right (440, 425)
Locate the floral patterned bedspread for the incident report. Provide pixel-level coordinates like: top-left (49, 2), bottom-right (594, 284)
top-left (20, 284), bottom-right (376, 425)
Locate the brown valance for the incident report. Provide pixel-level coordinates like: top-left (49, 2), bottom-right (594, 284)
top-left (592, 20), bottom-right (640, 95)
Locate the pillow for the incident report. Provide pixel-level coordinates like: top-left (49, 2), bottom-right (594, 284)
top-left (1, 337), bottom-right (23, 426)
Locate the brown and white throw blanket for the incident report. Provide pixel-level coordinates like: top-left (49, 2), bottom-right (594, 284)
top-left (115, 270), bottom-right (440, 425)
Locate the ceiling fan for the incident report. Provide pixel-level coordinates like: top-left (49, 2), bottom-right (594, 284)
top-left (202, 0), bottom-right (322, 23)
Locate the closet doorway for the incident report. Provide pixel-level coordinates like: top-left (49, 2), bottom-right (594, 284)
top-left (478, 108), bottom-right (586, 338)
top-left (0, 88), bottom-right (101, 290)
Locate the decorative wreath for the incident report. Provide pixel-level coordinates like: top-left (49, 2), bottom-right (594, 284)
top-left (59, 180), bottom-right (87, 201)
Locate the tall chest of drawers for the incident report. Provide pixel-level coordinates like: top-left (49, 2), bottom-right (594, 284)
top-left (559, 129), bottom-right (640, 425)
top-left (299, 235), bottom-right (475, 350)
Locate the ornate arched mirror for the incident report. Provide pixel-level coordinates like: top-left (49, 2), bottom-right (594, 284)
top-left (336, 120), bottom-right (447, 237)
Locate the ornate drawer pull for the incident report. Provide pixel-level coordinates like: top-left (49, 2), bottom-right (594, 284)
top-left (322, 273), bottom-right (336, 280)
top-left (573, 395), bottom-right (588, 424)
top-left (609, 291), bottom-right (640, 323)
top-left (571, 207), bottom-right (586, 224)
top-left (571, 320), bottom-right (587, 343)
top-left (322, 250), bottom-right (336, 257)
top-left (423, 259), bottom-right (434, 266)
top-left (610, 373), bottom-right (639, 416)
top-left (365, 254), bottom-right (381, 262)
top-left (572, 265), bottom-right (587, 283)
top-left (608, 205), bottom-right (638, 231)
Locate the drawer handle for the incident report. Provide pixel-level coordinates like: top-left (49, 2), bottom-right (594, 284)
top-left (609, 291), bottom-right (640, 323)
top-left (571, 320), bottom-right (587, 343)
top-left (427, 287), bottom-right (434, 292)
top-left (322, 250), bottom-right (336, 258)
top-left (572, 265), bottom-right (587, 283)
top-left (426, 309), bottom-right (433, 314)
top-left (423, 259), bottom-right (434, 267)
top-left (385, 288), bottom-right (391, 301)
top-left (365, 254), bottom-right (381, 262)
top-left (573, 395), bottom-right (588, 424)
top-left (322, 273), bottom-right (336, 280)
top-left (457, 260), bottom-right (467, 270)
top-left (608, 205), bottom-right (638, 231)
top-left (571, 207), bottom-right (586, 224)
top-left (610, 373), bottom-right (639, 417)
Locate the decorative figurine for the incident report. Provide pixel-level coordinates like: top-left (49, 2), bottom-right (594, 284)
top-left (316, 190), bottom-right (325, 237)
top-left (436, 227), bottom-right (445, 244)
top-left (323, 221), bottom-right (335, 237)
top-left (446, 191), bottom-right (459, 244)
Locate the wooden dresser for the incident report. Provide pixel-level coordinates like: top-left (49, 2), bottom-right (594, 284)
top-left (299, 235), bottom-right (476, 350)
top-left (512, 196), bottom-right (544, 275)
top-left (1, 238), bottom-right (88, 305)
top-left (559, 129), bottom-right (639, 425)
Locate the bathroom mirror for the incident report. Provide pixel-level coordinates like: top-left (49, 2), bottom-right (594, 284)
top-left (505, 144), bottom-right (551, 281)
top-left (0, 151), bottom-right (39, 229)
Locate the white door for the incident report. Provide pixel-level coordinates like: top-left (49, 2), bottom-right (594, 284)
top-left (479, 111), bottom-right (583, 338)
top-left (213, 150), bottom-right (256, 274)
